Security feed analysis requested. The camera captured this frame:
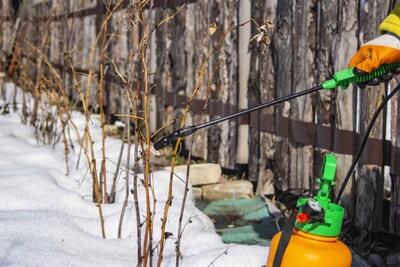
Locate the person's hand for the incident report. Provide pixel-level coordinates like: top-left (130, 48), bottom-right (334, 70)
top-left (349, 34), bottom-right (400, 73)
top-left (348, 34), bottom-right (400, 88)
top-left (350, 4), bottom-right (400, 73)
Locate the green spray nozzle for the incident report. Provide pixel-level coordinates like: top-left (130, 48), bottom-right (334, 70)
top-left (295, 154), bottom-right (345, 237)
top-left (322, 63), bottom-right (400, 90)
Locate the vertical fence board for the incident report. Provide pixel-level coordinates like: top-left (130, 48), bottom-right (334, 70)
top-left (108, 9), bottom-right (130, 119)
top-left (205, 0), bottom-right (221, 165)
top-left (272, 0), bottom-right (293, 192)
top-left (333, 0), bottom-right (358, 211)
top-left (171, 7), bottom-right (189, 143)
top-left (0, 0), bottom-right (13, 72)
top-left (220, 0), bottom-right (238, 170)
top-left (289, 0), bottom-right (316, 193)
top-left (355, 0), bottom-right (391, 231)
top-left (248, 0), bottom-right (262, 187)
top-left (154, 9), bottom-right (172, 133)
top-left (391, 78), bottom-right (400, 235)
top-left (314, 0), bottom-right (338, 196)
top-left (206, 0), bottom-right (238, 170)
top-left (189, 1), bottom-right (209, 160)
top-left (251, 0), bottom-right (277, 195)
top-left (236, 0), bottom-right (250, 170)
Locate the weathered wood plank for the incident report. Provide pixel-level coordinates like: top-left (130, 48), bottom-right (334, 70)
top-left (249, 0), bottom-right (277, 195)
top-left (186, 2), bottom-right (209, 159)
top-left (236, 0), bottom-right (250, 172)
top-left (390, 77), bottom-right (400, 235)
top-left (289, 0), bottom-right (316, 193)
top-left (0, 0), bottom-right (10, 76)
top-left (206, 0), bottom-right (238, 170)
top-left (333, 0), bottom-right (358, 212)
top-left (108, 9), bottom-right (131, 120)
top-left (154, 4), bottom-right (208, 156)
top-left (154, 9), bottom-right (172, 132)
top-left (272, 0), bottom-right (293, 192)
top-left (247, 0), bottom-right (262, 188)
top-left (314, 0), bottom-right (338, 198)
top-left (0, 0), bottom-right (13, 49)
top-left (355, 0), bottom-right (391, 231)
top-left (153, 6), bottom-right (193, 144)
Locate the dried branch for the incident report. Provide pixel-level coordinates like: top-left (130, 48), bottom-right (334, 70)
top-left (207, 247), bottom-right (234, 267)
top-left (109, 126), bottom-right (126, 203)
top-left (117, 108), bottom-right (131, 238)
top-left (175, 136), bottom-right (194, 266)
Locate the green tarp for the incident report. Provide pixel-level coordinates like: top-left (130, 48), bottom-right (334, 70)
top-left (198, 197), bottom-right (279, 246)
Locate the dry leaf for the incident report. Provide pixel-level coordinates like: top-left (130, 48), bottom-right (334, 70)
top-left (209, 23), bottom-right (217, 35)
top-left (250, 19), bottom-right (273, 53)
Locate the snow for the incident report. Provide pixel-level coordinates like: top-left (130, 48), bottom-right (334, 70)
top-left (0, 82), bottom-right (268, 267)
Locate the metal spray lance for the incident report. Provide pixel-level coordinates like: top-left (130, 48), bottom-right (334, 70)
top-left (153, 63), bottom-right (400, 151)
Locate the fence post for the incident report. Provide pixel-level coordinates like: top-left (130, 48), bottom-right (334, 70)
top-left (236, 0), bottom-right (250, 167)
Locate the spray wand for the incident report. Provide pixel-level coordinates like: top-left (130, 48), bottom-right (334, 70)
top-left (154, 63), bottom-right (400, 151)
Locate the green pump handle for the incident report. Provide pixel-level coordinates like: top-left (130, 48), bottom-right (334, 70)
top-left (295, 154), bottom-right (345, 237)
top-left (272, 155), bottom-right (342, 267)
top-left (316, 154), bottom-right (336, 201)
top-left (322, 63), bottom-right (400, 90)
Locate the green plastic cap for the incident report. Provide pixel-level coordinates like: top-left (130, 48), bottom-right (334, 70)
top-left (295, 154), bottom-right (345, 237)
top-left (322, 69), bottom-right (355, 90)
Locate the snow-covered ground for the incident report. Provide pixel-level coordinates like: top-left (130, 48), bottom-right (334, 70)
top-left (0, 83), bottom-right (268, 267)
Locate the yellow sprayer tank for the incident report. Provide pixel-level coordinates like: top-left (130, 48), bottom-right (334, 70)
top-left (266, 229), bottom-right (352, 267)
top-left (266, 155), bottom-right (352, 267)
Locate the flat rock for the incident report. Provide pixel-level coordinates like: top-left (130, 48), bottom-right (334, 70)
top-left (104, 124), bottom-right (120, 137)
top-left (192, 187), bottom-right (202, 199)
top-left (164, 163), bottom-right (221, 186)
top-left (202, 180), bottom-right (254, 201)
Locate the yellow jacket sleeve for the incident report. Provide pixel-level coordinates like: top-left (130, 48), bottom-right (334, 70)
top-left (379, 4), bottom-right (400, 36)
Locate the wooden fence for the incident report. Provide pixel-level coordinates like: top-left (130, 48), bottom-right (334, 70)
top-left (1, 0), bottom-right (400, 236)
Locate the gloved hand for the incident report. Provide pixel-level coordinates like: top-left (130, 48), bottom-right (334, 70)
top-left (349, 34), bottom-right (400, 73)
top-left (349, 4), bottom-right (400, 87)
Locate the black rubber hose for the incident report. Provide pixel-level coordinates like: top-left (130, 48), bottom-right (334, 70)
top-left (335, 82), bottom-right (400, 203)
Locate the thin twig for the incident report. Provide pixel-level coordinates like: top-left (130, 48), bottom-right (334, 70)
top-left (207, 246), bottom-right (235, 267)
top-left (109, 125), bottom-right (126, 203)
top-left (117, 110), bottom-right (131, 238)
top-left (175, 136), bottom-right (194, 266)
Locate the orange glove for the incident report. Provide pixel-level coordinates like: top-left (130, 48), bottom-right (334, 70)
top-left (349, 4), bottom-right (400, 73)
top-left (349, 34), bottom-right (400, 73)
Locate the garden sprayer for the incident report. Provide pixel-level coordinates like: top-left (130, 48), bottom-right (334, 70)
top-left (154, 63), bottom-right (400, 267)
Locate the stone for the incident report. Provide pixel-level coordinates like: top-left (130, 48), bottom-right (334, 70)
top-left (164, 163), bottom-right (221, 186)
top-left (104, 124), bottom-right (125, 137)
top-left (202, 180), bottom-right (254, 201)
top-left (104, 124), bottom-right (120, 137)
top-left (191, 187), bottom-right (202, 199)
